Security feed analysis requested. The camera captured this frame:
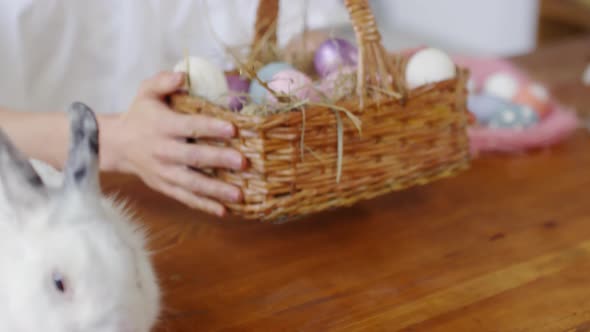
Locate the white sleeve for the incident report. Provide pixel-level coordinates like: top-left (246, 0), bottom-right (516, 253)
top-left (160, 0), bottom-right (350, 71)
top-left (0, 1), bottom-right (28, 110)
top-left (278, 0), bottom-right (349, 45)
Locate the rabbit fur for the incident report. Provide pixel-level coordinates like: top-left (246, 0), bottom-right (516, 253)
top-left (0, 102), bottom-right (160, 332)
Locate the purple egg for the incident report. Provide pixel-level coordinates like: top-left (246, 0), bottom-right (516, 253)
top-left (226, 74), bottom-right (250, 111)
top-left (313, 38), bottom-right (358, 77)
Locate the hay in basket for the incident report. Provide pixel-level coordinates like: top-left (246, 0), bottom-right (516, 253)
top-left (168, 0), bottom-right (471, 222)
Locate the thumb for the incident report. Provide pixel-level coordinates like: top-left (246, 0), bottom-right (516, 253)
top-left (138, 71), bottom-right (185, 99)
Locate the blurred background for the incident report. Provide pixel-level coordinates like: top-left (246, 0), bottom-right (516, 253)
top-left (183, 0), bottom-right (590, 67)
top-left (330, 0), bottom-right (590, 57)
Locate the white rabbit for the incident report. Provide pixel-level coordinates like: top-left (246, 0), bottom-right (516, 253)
top-left (0, 102), bottom-right (160, 332)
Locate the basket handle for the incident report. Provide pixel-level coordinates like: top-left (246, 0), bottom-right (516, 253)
top-left (251, 0), bottom-right (399, 107)
top-left (251, 0), bottom-right (280, 65)
top-left (345, 0), bottom-right (401, 106)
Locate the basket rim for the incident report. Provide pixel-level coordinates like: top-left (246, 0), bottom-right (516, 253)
top-left (169, 67), bottom-right (469, 127)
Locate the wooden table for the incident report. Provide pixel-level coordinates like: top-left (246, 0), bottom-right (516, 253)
top-left (104, 37), bottom-right (590, 331)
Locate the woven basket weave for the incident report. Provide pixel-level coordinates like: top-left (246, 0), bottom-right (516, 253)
top-left (169, 0), bottom-right (471, 222)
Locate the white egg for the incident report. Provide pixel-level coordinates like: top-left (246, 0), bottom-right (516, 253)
top-left (529, 83), bottom-right (549, 101)
top-left (501, 109), bottom-right (516, 123)
top-left (173, 56), bottom-right (229, 105)
top-left (583, 63), bottom-right (590, 86)
top-left (405, 48), bottom-right (456, 89)
top-left (483, 72), bottom-right (519, 100)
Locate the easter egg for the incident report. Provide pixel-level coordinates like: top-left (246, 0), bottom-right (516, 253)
top-left (283, 30), bottom-right (330, 73)
top-left (483, 72), bottom-right (519, 100)
top-left (266, 69), bottom-right (319, 104)
top-left (488, 105), bottom-right (539, 130)
top-left (226, 74), bottom-right (250, 111)
top-left (467, 93), bottom-right (514, 125)
top-left (513, 83), bottom-right (551, 118)
top-left (173, 56), bottom-right (229, 105)
top-left (405, 47), bottom-right (456, 89)
top-left (249, 62), bottom-right (294, 103)
top-left (317, 66), bottom-right (356, 101)
top-left (314, 38), bottom-right (358, 77)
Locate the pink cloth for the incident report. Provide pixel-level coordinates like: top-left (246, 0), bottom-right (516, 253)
top-left (451, 55), bottom-right (529, 90)
top-left (467, 108), bottom-right (579, 155)
top-left (451, 55), bottom-right (579, 155)
top-left (397, 48), bottom-right (580, 155)
top-left (404, 48), bottom-right (529, 87)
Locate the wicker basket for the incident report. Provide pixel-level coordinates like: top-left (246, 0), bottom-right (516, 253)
top-left (169, 0), bottom-right (471, 222)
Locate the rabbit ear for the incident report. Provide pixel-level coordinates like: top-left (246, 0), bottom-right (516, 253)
top-left (63, 102), bottom-right (100, 194)
top-left (0, 128), bottom-right (48, 208)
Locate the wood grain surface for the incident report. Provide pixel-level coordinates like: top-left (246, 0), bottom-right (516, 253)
top-left (102, 36), bottom-right (590, 331)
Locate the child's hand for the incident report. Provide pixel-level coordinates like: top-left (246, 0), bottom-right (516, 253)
top-left (103, 71), bottom-right (245, 217)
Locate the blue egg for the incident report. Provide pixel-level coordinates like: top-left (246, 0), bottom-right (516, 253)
top-left (249, 62), bottom-right (294, 103)
top-left (467, 93), bottom-right (513, 125)
top-left (257, 62), bottom-right (293, 81)
top-left (488, 105), bottom-right (539, 129)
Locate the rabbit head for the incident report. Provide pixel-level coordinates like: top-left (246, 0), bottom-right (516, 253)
top-left (0, 102), bottom-right (160, 332)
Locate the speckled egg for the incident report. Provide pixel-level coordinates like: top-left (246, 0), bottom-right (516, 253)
top-left (266, 69), bottom-right (319, 104)
top-left (488, 105), bottom-right (539, 130)
top-left (317, 66), bottom-right (356, 101)
top-left (513, 83), bottom-right (551, 118)
top-left (249, 62), bottom-right (294, 103)
top-left (467, 93), bottom-right (514, 125)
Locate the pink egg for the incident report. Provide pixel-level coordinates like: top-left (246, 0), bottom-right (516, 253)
top-left (266, 69), bottom-right (319, 103)
top-left (318, 66), bottom-right (356, 100)
top-left (513, 83), bottom-right (551, 118)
